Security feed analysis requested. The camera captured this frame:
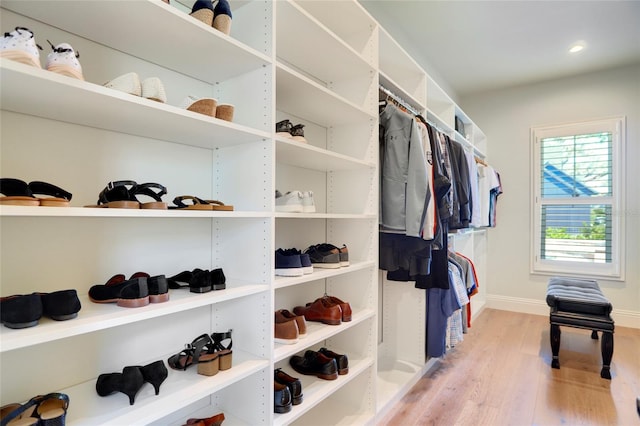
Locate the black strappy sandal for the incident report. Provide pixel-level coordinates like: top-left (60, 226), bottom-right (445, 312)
top-left (91, 180), bottom-right (139, 209)
top-left (0, 178), bottom-right (72, 207)
top-left (130, 182), bottom-right (168, 210)
top-left (212, 329), bottom-right (233, 371)
top-left (167, 333), bottom-right (220, 377)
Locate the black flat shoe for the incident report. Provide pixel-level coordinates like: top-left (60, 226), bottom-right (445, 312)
top-left (168, 269), bottom-right (212, 293)
top-left (89, 274), bottom-right (149, 308)
top-left (0, 293), bottom-right (42, 329)
top-left (96, 366), bottom-right (145, 406)
top-left (40, 289), bottom-right (81, 321)
top-left (130, 272), bottom-right (169, 303)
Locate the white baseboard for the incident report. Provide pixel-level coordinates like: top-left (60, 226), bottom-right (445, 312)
top-left (486, 294), bottom-right (640, 329)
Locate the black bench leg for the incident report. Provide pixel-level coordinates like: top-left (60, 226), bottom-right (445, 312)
top-left (600, 331), bottom-right (613, 379)
top-left (591, 330), bottom-right (598, 339)
top-left (550, 324), bottom-right (561, 369)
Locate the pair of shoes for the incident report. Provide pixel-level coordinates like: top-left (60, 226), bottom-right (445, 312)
top-left (168, 268), bottom-right (226, 292)
top-left (96, 360), bottom-right (168, 406)
top-left (275, 119), bottom-right (306, 143)
top-left (103, 72), bottom-right (167, 103)
top-left (0, 178), bottom-right (72, 207)
top-left (89, 273), bottom-right (169, 307)
top-left (0, 290), bottom-right (81, 329)
top-left (183, 412), bottom-right (225, 426)
top-left (0, 392), bottom-right (69, 426)
top-left (85, 180), bottom-right (168, 209)
top-left (274, 309), bottom-right (307, 344)
top-left (275, 190), bottom-right (315, 213)
top-left (289, 350), bottom-right (339, 380)
top-left (275, 248), bottom-right (313, 277)
top-left (293, 295), bottom-right (352, 325)
top-left (190, 0), bottom-right (232, 35)
top-left (171, 196), bottom-right (234, 211)
top-left (180, 96), bottom-right (235, 121)
top-left (318, 347), bottom-right (349, 375)
top-left (1, 27), bottom-right (83, 80)
top-left (168, 330), bottom-right (232, 376)
top-left (274, 369), bottom-right (303, 406)
top-left (304, 243), bottom-right (349, 268)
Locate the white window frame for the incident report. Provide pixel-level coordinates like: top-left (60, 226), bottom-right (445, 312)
top-left (530, 117), bottom-right (626, 280)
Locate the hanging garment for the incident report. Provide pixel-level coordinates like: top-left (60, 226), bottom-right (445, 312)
top-left (446, 138), bottom-right (471, 229)
top-left (379, 103), bottom-right (429, 237)
top-left (426, 285), bottom-right (460, 358)
top-left (465, 150), bottom-right (481, 227)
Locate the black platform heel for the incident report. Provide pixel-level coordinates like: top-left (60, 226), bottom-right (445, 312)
top-left (137, 360), bottom-right (168, 395)
top-left (96, 366), bottom-right (145, 405)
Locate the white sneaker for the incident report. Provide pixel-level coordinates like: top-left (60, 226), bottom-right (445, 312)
top-left (275, 190), bottom-right (303, 213)
top-left (141, 77), bottom-right (167, 103)
top-left (104, 72), bottom-right (142, 96)
top-left (301, 191), bottom-right (315, 213)
top-left (45, 41), bottom-right (84, 80)
top-left (0, 27), bottom-right (42, 68)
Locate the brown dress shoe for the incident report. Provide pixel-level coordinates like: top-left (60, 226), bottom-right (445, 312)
top-left (324, 295), bottom-right (352, 322)
top-left (294, 297), bottom-right (342, 325)
top-left (277, 309), bottom-right (307, 337)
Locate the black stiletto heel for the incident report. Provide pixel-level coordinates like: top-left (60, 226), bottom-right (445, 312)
top-left (138, 360), bottom-right (168, 395)
top-left (96, 366), bottom-right (145, 405)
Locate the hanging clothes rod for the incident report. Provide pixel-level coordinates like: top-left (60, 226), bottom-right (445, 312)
top-left (379, 84), bottom-right (420, 116)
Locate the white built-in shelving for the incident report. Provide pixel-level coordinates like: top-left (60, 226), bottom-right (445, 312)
top-left (1, 1), bottom-right (488, 424)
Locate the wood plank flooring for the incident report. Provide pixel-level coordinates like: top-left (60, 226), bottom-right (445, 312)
top-left (378, 309), bottom-right (640, 425)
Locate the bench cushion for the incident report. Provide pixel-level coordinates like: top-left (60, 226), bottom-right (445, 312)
top-left (546, 276), bottom-right (613, 318)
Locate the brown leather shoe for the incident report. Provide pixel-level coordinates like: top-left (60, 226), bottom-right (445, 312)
top-left (277, 309), bottom-right (307, 337)
top-left (274, 311), bottom-right (298, 344)
top-left (294, 297), bottom-right (341, 325)
top-left (325, 295), bottom-right (352, 322)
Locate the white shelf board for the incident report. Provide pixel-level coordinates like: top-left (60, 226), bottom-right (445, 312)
top-left (273, 260), bottom-right (376, 290)
top-left (60, 349), bottom-right (268, 426)
top-left (276, 63), bottom-right (375, 127)
top-left (273, 356), bottom-right (374, 426)
top-left (1, 0), bottom-right (270, 84)
top-left (0, 205), bottom-right (271, 218)
top-left (276, 0), bottom-right (373, 84)
top-left (379, 71), bottom-right (426, 113)
top-left (276, 137), bottom-right (375, 171)
top-left (275, 213), bottom-right (377, 220)
top-left (426, 109), bottom-right (454, 134)
top-left (0, 60), bottom-right (269, 149)
top-left (274, 308), bottom-right (375, 362)
top-left (378, 27), bottom-right (426, 98)
top-left (0, 284), bottom-right (267, 352)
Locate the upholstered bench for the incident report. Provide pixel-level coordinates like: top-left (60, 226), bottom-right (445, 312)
top-left (546, 277), bottom-right (614, 379)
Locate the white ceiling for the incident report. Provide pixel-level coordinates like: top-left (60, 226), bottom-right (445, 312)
top-left (359, 1), bottom-right (640, 97)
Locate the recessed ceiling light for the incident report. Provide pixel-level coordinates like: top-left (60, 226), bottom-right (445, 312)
top-left (569, 42), bottom-right (586, 54)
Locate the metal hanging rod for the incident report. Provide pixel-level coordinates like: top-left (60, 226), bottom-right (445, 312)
top-left (378, 84), bottom-right (420, 116)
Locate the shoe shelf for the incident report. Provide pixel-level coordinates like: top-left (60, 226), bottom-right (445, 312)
top-left (0, 205), bottom-right (271, 218)
top-left (273, 308), bottom-right (375, 363)
top-left (0, 60), bottom-right (270, 150)
top-left (0, 285), bottom-right (267, 353)
top-left (54, 349), bottom-right (267, 426)
top-left (272, 356), bottom-right (374, 426)
top-left (275, 63), bottom-right (375, 127)
top-left (275, 0), bottom-right (374, 87)
top-left (275, 137), bottom-right (375, 172)
top-left (273, 260), bottom-right (376, 290)
top-left (0, 0), bottom-right (271, 85)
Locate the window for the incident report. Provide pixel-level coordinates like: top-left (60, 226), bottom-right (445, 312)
top-left (531, 117), bottom-right (625, 279)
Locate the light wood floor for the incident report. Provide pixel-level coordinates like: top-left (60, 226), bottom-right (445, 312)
top-left (378, 308), bottom-right (640, 425)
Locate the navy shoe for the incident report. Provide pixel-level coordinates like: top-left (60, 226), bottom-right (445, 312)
top-left (213, 0), bottom-right (232, 35)
top-left (190, 0), bottom-right (214, 26)
top-left (275, 249), bottom-right (303, 277)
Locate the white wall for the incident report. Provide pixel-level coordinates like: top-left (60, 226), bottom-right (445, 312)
top-left (460, 63), bottom-right (640, 327)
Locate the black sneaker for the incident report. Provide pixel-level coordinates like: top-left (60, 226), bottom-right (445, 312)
top-left (290, 124), bottom-right (307, 143)
top-left (304, 244), bottom-right (340, 269)
top-left (275, 119), bottom-right (292, 139)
